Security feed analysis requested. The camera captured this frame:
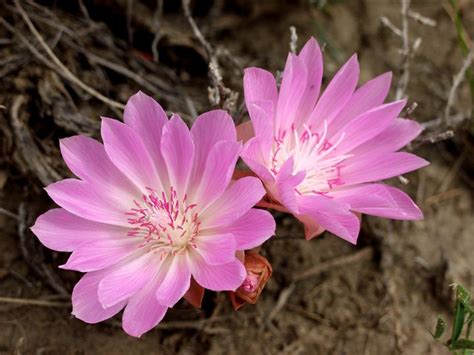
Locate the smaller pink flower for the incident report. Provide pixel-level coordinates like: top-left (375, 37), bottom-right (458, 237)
top-left (239, 37), bottom-right (429, 244)
top-left (32, 92), bottom-right (275, 337)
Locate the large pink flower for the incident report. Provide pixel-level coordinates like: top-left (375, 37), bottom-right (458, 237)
top-left (31, 92), bottom-right (275, 337)
top-left (239, 37), bottom-right (428, 244)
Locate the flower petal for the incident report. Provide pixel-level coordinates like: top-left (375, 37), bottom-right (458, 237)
top-left (200, 177), bottom-right (266, 229)
top-left (101, 117), bottom-right (161, 193)
top-left (195, 233), bottom-right (236, 265)
top-left (193, 141), bottom-right (241, 209)
top-left (123, 91), bottom-right (169, 187)
top-left (295, 37), bottom-right (323, 125)
top-left (188, 251), bottom-right (246, 291)
top-left (243, 67), bottom-right (278, 112)
top-left (122, 275), bottom-right (168, 338)
top-left (241, 137), bottom-right (274, 183)
top-left (31, 208), bottom-right (127, 252)
top-left (98, 252), bottom-right (155, 308)
top-left (330, 100), bottom-right (406, 155)
top-left (161, 114), bottom-right (195, 195)
top-left (60, 136), bottom-right (139, 199)
top-left (297, 195), bottom-right (361, 244)
top-left (276, 54), bottom-right (308, 131)
top-left (328, 72), bottom-right (392, 137)
top-left (60, 238), bottom-right (138, 272)
top-left (308, 54), bottom-right (359, 129)
top-left (274, 158), bottom-right (305, 213)
top-left (331, 183), bottom-right (423, 220)
top-left (341, 152), bottom-right (429, 186)
top-left (155, 255), bottom-right (191, 307)
top-left (45, 179), bottom-right (130, 227)
top-left (351, 118), bottom-right (423, 155)
top-left (214, 209), bottom-right (275, 250)
top-left (72, 270), bottom-right (126, 324)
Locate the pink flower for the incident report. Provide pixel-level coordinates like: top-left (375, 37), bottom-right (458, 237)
top-left (239, 38), bottom-right (429, 244)
top-left (31, 92), bottom-right (275, 337)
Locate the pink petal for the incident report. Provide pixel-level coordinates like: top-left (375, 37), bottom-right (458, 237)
top-left (276, 54), bottom-right (308, 131)
top-left (98, 253), bottom-right (155, 308)
top-left (45, 179), bottom-right (130, 227)
top-left (60, 238), bottom-right (138, 272)
top-left (161, 114), bottom-right (194, 195)
top-left (297, 195), bottom-right (361, 244)
top-left (296, 214), bottom-right (326, 240)
top-left (192, 141), bottom-right (241, 209)
top-left (341, 152), bottom-right (429, 186)
top-left (274, 158), bottom-right (305, 213)
top-left (101, 117), bottom-right (161, 193)
top-left (241, 137), bottom-right (274, 183)
top-left (214, 209), bottom-right (275, 250)
top-left (330, 100), bottom-right (406, 155)
top-left (123, 91), bottom-right (169, 187)
top-left (295, 37), bottom-right (323, 126)
top-left (245, 101), bottom-right (274, 155)
top-left (31, 208), bottom-right (127, 252)
top-left (308, 54), bottom-right (359, 129)
top-left (331, 183), bottom-right (423, 220)
top-left (60, 136), bottom-right (139, 199)
top-left (188, 251), bottom-right (246, 291)
top-left (243, 67), bottom-right (278, 112)
top-left (328, 72), bottom-right (392, 137)
top-left (351, 118), bottom-right (423, 155)
top-left (122, 275), bottom-right (168, 338)
top-left (190, 110), bottom-right (237, 187)
top-left (155, 255), bottom-right (191, 307)
top-left (72, 270), bottom-right (126, 324)
top-left (200, 177), bottom-right (266, 229)
top-left (195, 233), bottom-right (236, 265)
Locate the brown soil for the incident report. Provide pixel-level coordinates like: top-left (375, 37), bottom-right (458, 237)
top-left (0, 0), bottom-right (473, 354)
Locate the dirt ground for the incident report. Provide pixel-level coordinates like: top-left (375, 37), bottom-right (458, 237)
top-left (0, 0), bottom-right (473, 354)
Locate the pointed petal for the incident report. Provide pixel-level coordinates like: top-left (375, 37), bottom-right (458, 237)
top-left (45, 179), bottom-right (130, 227)
top-left (295, 37), bottom-right (323, 125)
top-left (200, 177), bottom-right (266, 229)
top-left (31, 208), bottom-right (127, 252)
top-left (332, 183), bottom-right (423, 220)
top-left (122, 275), bottom-right (168, 337)
top-left (276, 54), bottom-right (308, 131)
top-left (214, 209), bottom-right (275, 250)
top-left (161, 114), bottom-right (194, 195)
top-left (308, 54), bottom-right (359, 128)
top-left (189, 251), bottom-right (246, 291)
top-left (352, 118), bottom-right (423, 155)
top-left (245, 100), bottom-right (274, 155)
top-left (60, 136), bottom-right (139, 199)
top-left (195, 233), bottom-right (236, 265)
top-left (243, 67), bottom-right (278, 111)
top-left (101, 118), bottom-right (161, 193)
top-left (193, 141), bottom-right (241, 209)
top-left (123, 91), bottom-right (169, 187)
top-left (72, 270), bottom-right (126, 324)
top-left (328, 72), bottom-right (392, 137)
top-left (341, 152), bottom-right (429, 186)
top-left (297, 195), bottom-right (361, 244)
top-left (241, 137), bottom-right (274, 183)
top-left (330, 100), bottom-right (406, 154)
top-left (155, 255), bottom-right (191, 307)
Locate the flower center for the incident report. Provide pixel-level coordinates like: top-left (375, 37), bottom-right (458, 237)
top-left (126, 186), bottom-right (200, 258)
top-left (270, 121), bottom-right (352, 195)
top-left (240, 272), bottom-right (259, 293)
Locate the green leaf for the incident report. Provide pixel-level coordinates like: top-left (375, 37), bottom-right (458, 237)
top-left (457, 285), bottom-right (471, 306)
top-left (451, 338), bottom-right (474, 350)
top-left (452, 302), bottom-right (466, 343)
top-left (432, 316), bottom-right (446, 339)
